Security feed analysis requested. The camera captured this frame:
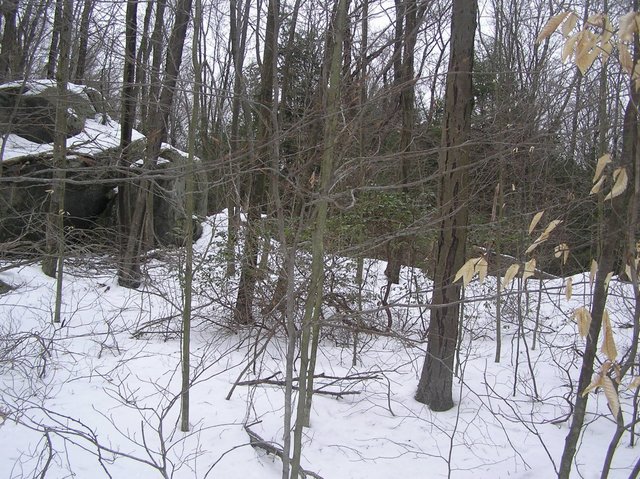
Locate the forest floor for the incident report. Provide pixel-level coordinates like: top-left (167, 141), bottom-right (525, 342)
top-left (0, 212), bottom-right (638, 478)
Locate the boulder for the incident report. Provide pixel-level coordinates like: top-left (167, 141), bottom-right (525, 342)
top-left (0, 79), bottom-right (206, 249)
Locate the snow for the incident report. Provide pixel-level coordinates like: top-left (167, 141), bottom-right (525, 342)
top-left (0, 117), bottom-right (146, 163)
top-left (0, 212), bottom-right (637, 478)
top-left (0, 80), bottom-right (146, 163)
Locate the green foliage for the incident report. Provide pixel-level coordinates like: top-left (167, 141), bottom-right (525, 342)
top-left (325, 191), bottom-right (433, 255)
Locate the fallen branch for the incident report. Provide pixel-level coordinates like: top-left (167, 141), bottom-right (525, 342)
top-left (244, 425), bottom-right (324, 479)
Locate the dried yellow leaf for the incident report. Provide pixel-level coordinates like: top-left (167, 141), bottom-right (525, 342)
top-left (528, 211), bottom-right (545, 234)
top-left (502, 263), bottom-right (520, 291)
top-left (454, 257), bottom-right (476, 287)
top-left (590, 176), bottom-right (605, 195)
top-left (593, 153), bottom-right (611, 183)
top-left (590, 259), bottom-right (598, 287)
top-left (601, 310), bottom-right (618, 362)
top-left (523, 258), bottom-right (536, 283)
top-left (586, 13), bottom-right (603, 26)
top-left (562, 33), bottom-right (579, 62)
top-left (620, 43), bottom-right (633, 74)
top-left (574, 307), bottom-right (592, 338)
top-left (620, 11), bottom-right (637, 42)
top-left (537, 12), bottom-right (570, 44)
top-left (543, 219), bottom-right (562, 236)
top-left (477, 257), bottom-right (488, 285)
top-left (602, 376), bottom-right (620, 418)
top-left (576, 44), bottom-right (599, 74)
top-left (554, 243), bottom-right (570, 264)
top-left (565, 277), bottom-right (573, 300)
top-left (562, 12), bottom-right (579, 37)
top-left (604, 167), bottom-right (628, 200)
top-left (582, 372), bottom-right (603, 397)
top-left (629, 376), bottom-right (640, 390)
top-left (605, 271), bottom-right (613, 290)
top-left (454, 257), bottom-right (486, 287)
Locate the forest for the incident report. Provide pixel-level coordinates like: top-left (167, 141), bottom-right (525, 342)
top-left (0, 0), bottom-right (639, 477)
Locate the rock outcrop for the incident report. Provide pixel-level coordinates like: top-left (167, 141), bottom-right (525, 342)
top-left (0, 80), bottom-right (206, 248)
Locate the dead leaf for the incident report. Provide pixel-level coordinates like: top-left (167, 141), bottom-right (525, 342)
top-left (523, 258), bottom-right (536, 283)
top-left (565, 277), bottom-right (573, 300)
top-left (604, 167), bottom-right (628, 200)
top-left (601, 310), bottom-right (618, 362)
top-left (502, 263), bottom-right (520, 291)
top-left (529, 211), bottom-right (545, 234)
top-left (537, 12), bottom-right (570, 43)
top-left (574, 307), bottom-right (592, 338)
top-left (593, 153), bottom-right (611, 183)
top-left (602, 376), bottom-right (620, 418)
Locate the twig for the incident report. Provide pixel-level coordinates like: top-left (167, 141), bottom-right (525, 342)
top-left (244, 425), bottom-right (324, 479)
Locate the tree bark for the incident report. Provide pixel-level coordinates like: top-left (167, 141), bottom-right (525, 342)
top-left (233, 0), bottom-right (279, 324)
top-left (415, 0), bottom-right (477, 412)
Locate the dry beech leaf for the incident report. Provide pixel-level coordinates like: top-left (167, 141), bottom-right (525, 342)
top-left (543, 219), bottom-right (563, 236)
top-left (586, 13), bottom-right (603, 26)
top-left (620, 43), bottom-right (633, 74)
top-left (502, 263), bottom-right (520, 291)
top-left (604, 167), bottom-right (628, 200)
top-left (529, 211), bottom-right (545, 234)
top-left (565, 277), bottom-right (573, 300)
top-left (574, 307), bottom-right (592, 338)
top-left (477, 257), bottom-right (488, 285)
top-left (576, 43), bottom-right (599, 74)
top-left (562, 12), bottom-right (579, 36)
top-left (582, 361), bottom-right (610, 397)
top-left (593, 153), bottom-right (611, 183)
top-left (555, 243), bottom-right (570, 264)
top-left (562, 33), bottom-right (580, 62)
top-left (629, 376), bottom-right (640, 390)
top-left (537, 12), bottom-right (570, 43)
top-left (620, 11), bottom-right (637, 42)
top-left (590, 259), bottom-right (598, 287)
top-left (601, 40), bottom-right (613, 62)
top-left (454, 257), bottom-right (476, 287)
top-left (601, 310), bottom-right (618, 362)
top-left (605, 271), bottom-right (613, 290)
top-left (590, 176), bottom-right (605, 195)
top-left (602, 376), bottom-right (621, 418)
top-left (454, 257), bottom-right (485, 288)
top-left (523, 258), bottom-right (536, 283)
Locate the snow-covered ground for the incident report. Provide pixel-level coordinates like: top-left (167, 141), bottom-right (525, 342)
top-left (0, 212), bottom-right (637, 478)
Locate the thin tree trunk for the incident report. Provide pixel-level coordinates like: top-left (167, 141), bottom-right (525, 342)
top-left (43, 0), bottom-right (72, 326)
top-left (233, 0), bottom-right (279, 324)
top-left (558, 29), bottom-right (639, 478)
top-left (72, 0), bottom-right (93, 83)
top-left (290, 0), bottom-right (347, 476)
top-left (117, 0), bottom-right (139, 288)
top-left (45, 0), bottom-right (62, 79)
top-left (180, 0), bottom-right (202, 434)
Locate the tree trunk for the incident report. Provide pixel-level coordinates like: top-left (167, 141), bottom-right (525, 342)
top-left (233, 0), bottom-right (279, 324)
top-left (0, 0), bottom-right (20, 82)
top-left (558, 44), bottom-right (640, 479)
top-left (45, 0), bottom-right (62, 79)
top-left (290, 0), bottom-right (347, 476)
top-left (415, 0), bottom-right (477, 412)
top-left (42, 0), bottom-right (72, 327)
top-left (118, 0), bottom-right (193, 288)
top-left (117, 0), bottom-right (139, 288)
top-left (72, 0), bottom-right (93, 83)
